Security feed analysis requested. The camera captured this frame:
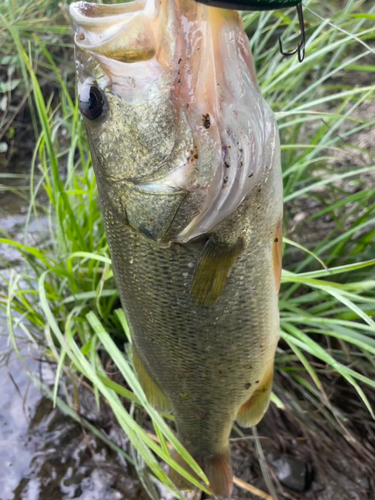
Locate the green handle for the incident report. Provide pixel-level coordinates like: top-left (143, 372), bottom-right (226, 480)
top-left (194, 0), bottom-right (302, 12)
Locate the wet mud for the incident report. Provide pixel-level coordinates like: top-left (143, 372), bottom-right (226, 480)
top-left (230, 401), bottom-right (374, 500)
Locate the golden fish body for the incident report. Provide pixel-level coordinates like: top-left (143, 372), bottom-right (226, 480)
top-left (71, 0), bottom-right (283, 496)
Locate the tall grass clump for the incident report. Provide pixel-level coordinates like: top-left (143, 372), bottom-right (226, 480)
top-left (1, 0), bottom-right (375, 496)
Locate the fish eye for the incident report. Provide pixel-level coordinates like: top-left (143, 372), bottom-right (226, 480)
top-left (79, 85), bottom-right (105, 121)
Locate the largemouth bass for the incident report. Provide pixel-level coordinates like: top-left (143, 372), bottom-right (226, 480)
top-left (70, 0), bottom-right (283, 497)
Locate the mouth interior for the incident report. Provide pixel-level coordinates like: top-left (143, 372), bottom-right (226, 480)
top-left (70, 0), bottom-right (157, 62)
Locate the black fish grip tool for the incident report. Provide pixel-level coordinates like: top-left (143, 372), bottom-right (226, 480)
top-left (194, 0), bottom-right (306, 62)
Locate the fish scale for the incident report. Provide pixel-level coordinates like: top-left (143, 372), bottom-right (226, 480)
top-left (99, 157), bottom-right (281, 451)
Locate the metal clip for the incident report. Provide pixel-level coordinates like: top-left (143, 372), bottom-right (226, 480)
top-left (279, 2), bottom-right (306, 63)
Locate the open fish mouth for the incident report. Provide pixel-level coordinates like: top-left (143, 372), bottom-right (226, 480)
top-left (70, 1), bottom-right (156, 63)
top-left (70, 0), bottom-right (279, 243)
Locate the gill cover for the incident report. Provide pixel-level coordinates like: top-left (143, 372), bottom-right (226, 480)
top-left (71, 0), bottom-right (280, 244)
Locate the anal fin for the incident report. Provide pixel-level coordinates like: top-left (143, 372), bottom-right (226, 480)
top-left (236, 368), bottom-right (274, 427)
top-left (191, 238), bottom-right (244, 308)
top-left (133, 346), bottom-right (171, 412)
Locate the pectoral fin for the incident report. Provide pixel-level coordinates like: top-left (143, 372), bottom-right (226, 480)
top-left (236, 369), bottom-right (274, 427)
top-left (191, 238), bottom-right (244, 308)
top-left (133, 346), bottom-right (171, 412)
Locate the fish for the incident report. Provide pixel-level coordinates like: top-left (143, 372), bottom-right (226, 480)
top-left (70, 0), bottom-right (283, 497)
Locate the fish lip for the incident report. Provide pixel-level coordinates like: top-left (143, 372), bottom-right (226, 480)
top-left (69, 1), bottom-right (146, 27)
top-left (70, 1), bottom-right (157, 62)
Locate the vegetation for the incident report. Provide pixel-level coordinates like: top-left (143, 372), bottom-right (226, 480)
top-left (1, 0), bottom-right (374, 497)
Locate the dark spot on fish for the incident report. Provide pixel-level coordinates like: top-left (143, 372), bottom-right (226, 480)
top-left (195, 411), bottom-right (207, 420)
top-left (248, 171), bottom-right (254, 178)
top-left (224, 161), bottom-right (230, 168)
top-left (255, 380), bottom-right (260, 384)
top-left (223, 176), bottom-right (228, 184)
top-left (178, 58), bottom-right (182, 64)
top-left (138, 225), bottom-right (154, 239)
top-left (228, 145), bottom-right (231, 149)
top-left (194, 153), bottom-right (199, 159)
top-left (186, 103), bottom-right (189, 109)
top-left (240, 160), bottom-right (243, 168)
top-left (239, 148), bottom-right (243, 153)
top-left (219, 370), bottom-right (222, 375)
top-left (203, 114), bottom-right (210, 129)
top-left (245, 382), bottom-right (251, 389)
top-left (258, 188), bottom-right (261, 193)
top-left (275, 238), bottom-right (279, 243)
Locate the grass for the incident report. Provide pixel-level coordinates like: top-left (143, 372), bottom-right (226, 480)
top-left (1, 0), bottom-right (375, 497)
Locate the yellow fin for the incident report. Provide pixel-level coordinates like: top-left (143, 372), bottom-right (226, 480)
top-left (236, 369), bottom-right (274, 427)
top-left (169, 446), bottom-right (233, 498)
top-left (204, 448), bottom-right (233, 498)
top-left (191, 239), bottom-right (244, 308)
top-left (133, 346), bottom-right (171, 412)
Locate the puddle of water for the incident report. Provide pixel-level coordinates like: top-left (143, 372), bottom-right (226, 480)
top-left (0, 179), bottom-right (48, 498)
top-left (0, 327), bottom-right (41, 500)
top-left (0, 308), bottom-right (149, 500)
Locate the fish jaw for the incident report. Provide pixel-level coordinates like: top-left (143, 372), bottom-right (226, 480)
top-left (71, 0), bottom-right (280, 244)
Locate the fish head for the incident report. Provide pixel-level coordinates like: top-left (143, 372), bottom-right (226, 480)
top-left (71, 0), bottom-right (184, 180)
top-left (71, 0), bottom-right (279, 243)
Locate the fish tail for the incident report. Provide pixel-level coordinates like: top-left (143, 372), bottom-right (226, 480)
top-left (169, 445), bottom-right (233, 498)
top-left (204, 448), bottom-right (233, 498)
